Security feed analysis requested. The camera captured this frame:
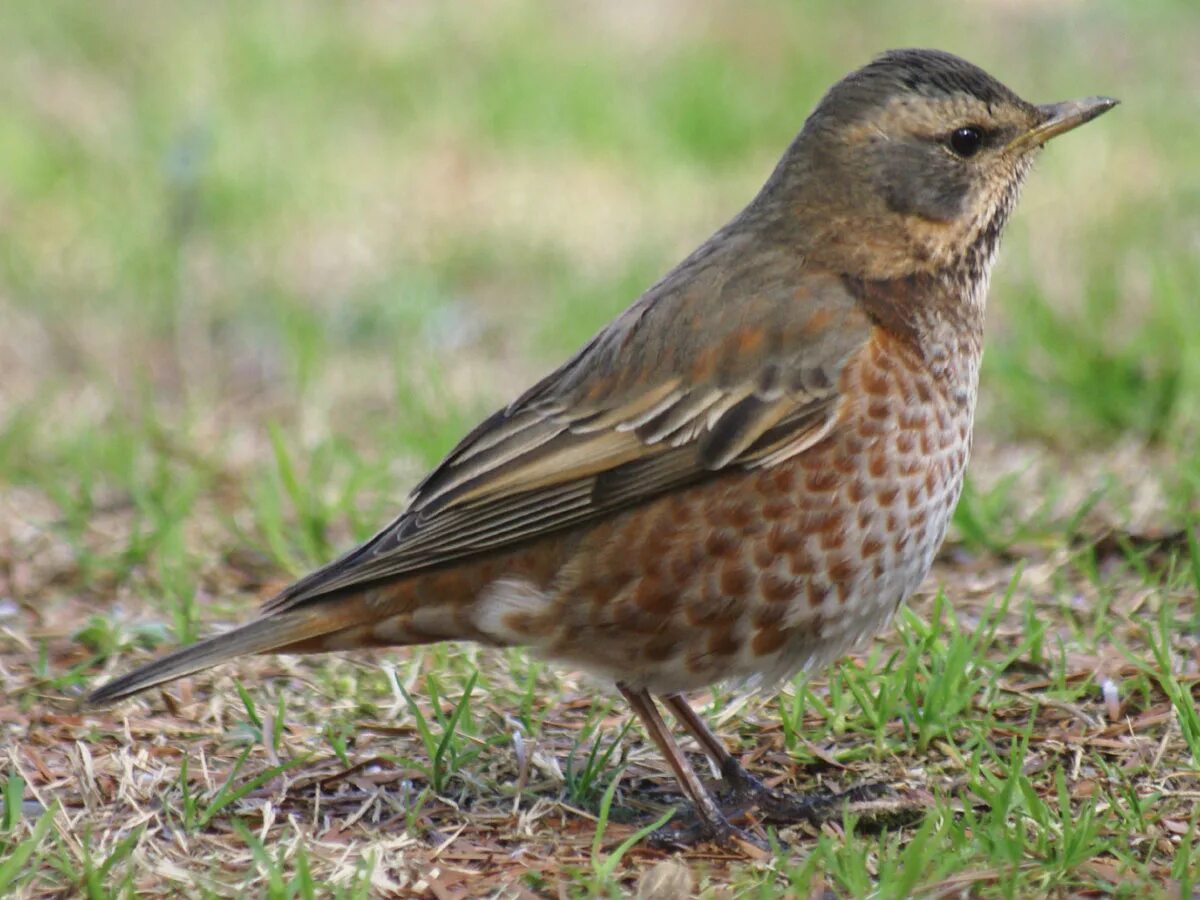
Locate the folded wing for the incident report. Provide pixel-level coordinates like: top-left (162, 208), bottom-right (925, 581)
top-left (262, 258), bottom-right (872, 615)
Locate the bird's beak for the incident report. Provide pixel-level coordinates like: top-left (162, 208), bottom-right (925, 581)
top-left (1005, 96), bottom-right (1119, 154)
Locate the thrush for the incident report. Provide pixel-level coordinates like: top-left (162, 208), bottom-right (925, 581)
top-left (89, 49), bottom-right (1116, 846)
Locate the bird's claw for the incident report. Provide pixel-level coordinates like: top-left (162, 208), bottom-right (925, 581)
top-left (647, 810), bottom-right (770, 854)
top-left (716, 758), bottom-right (904, 827)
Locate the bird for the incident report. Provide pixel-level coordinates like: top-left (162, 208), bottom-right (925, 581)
top-left (89, 49), bottom-right (1116, 847)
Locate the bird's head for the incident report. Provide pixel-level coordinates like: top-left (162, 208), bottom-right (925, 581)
top-left (764, 49), bottom-right (1117, 285)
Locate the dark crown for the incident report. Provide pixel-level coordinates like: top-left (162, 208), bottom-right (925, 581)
top-left (813, 49), bottom-right (1030, 124)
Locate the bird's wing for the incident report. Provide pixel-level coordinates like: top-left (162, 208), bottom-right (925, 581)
top-left (262, 259), bottom-right (872, 615)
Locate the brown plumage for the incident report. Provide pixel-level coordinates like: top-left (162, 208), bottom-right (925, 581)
top-left (89, 49), bottom-right (1116, 847)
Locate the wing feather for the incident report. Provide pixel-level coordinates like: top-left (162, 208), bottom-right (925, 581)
top-left (261, 259), bottom-right (872, 616)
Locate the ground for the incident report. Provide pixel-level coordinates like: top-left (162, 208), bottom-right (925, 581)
top-left (2, 1), bottom-right (1199, 897)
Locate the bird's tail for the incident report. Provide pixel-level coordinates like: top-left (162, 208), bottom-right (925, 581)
top-left (87, 600), bottom-right (371, 705)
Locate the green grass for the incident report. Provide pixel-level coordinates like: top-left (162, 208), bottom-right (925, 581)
top-left (1, 0), bottom-right (1197, 895)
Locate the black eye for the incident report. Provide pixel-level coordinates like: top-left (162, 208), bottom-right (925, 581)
top-left (948, 126), bottom-right (984, 157)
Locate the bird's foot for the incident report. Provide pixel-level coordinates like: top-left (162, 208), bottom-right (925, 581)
top-left (647, 807), bottom-right (770, 854)
top-left (716, 758), bottom-right (915, 829)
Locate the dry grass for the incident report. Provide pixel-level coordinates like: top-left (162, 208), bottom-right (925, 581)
top-left (2, 0), bottom-right (1198, 896)
top-left (6, 497), bottom-right (1200, 895)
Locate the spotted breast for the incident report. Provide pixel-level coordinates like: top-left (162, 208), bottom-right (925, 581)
top-left (453, 312), bottom-right (979, 696)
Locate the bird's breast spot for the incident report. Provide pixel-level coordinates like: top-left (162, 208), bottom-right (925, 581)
top-left (473, 577), bottom-right (555, 645)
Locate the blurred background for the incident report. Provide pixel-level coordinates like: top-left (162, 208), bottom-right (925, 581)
top-left (1, 0), bottom-right (1197, 661)
top-left (1, 1), bottom-right (1198, 893)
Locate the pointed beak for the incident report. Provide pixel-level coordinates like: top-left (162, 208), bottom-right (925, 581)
top-left (1005, 96), bottom-right (1119, 154)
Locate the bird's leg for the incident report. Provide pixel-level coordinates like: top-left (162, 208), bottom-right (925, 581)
top-left (661, 693), bottom-right (898, 826)
top-left (616, 684), bottom-right (764, 850)
top-left (662, 692), bottom-right (809, 819)
top-left (660, 693), bottom-right (771, 807)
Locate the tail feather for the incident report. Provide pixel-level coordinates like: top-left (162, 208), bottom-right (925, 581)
top-left (88, 604), bottom-right (367, 705)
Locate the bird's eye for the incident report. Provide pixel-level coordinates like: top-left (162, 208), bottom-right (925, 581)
top-left (948, 126), bottom-right (984, 158)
